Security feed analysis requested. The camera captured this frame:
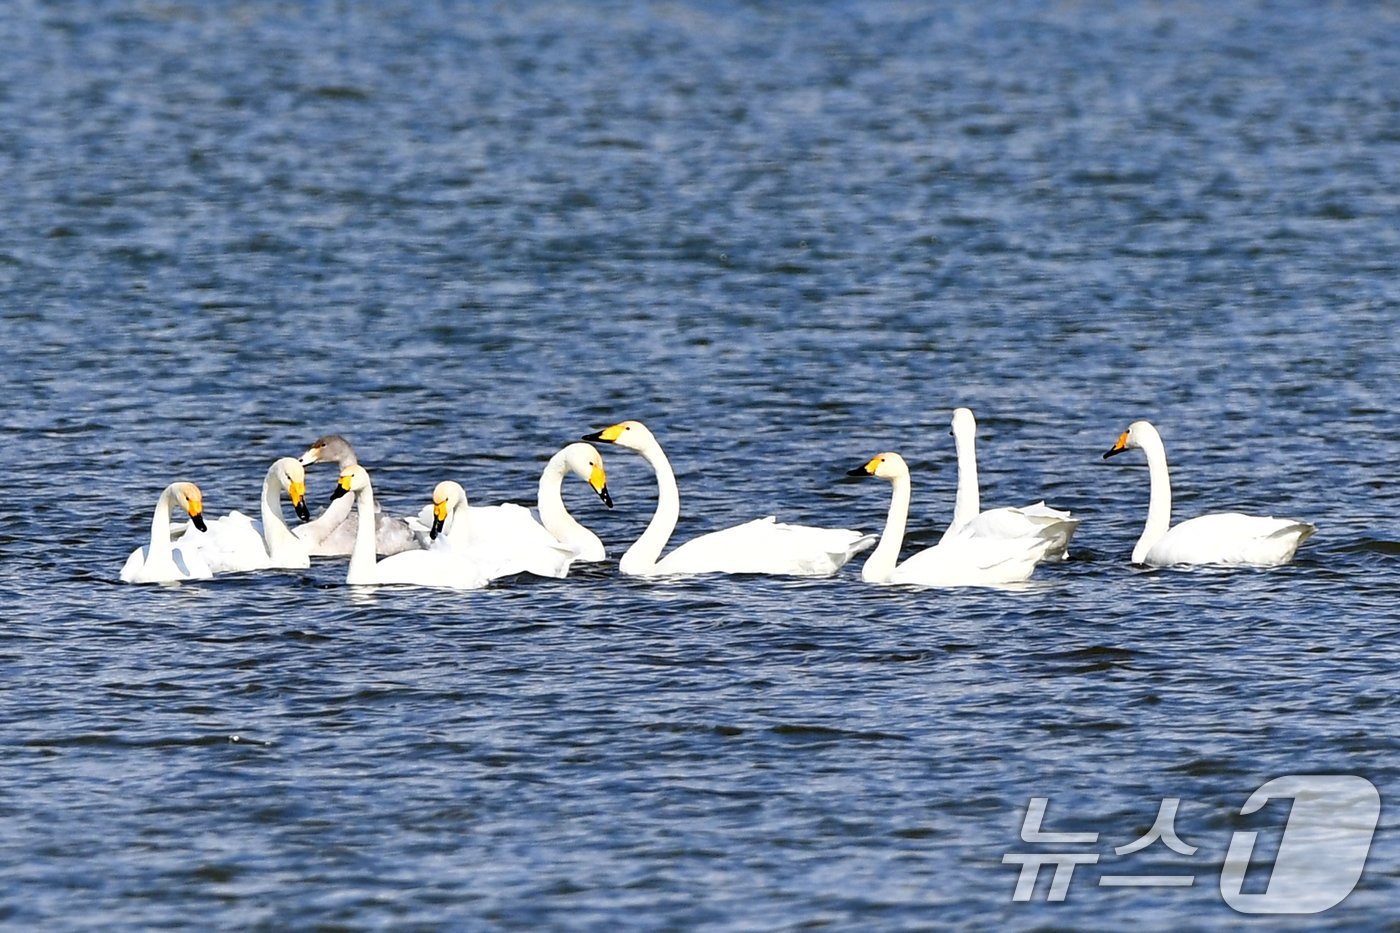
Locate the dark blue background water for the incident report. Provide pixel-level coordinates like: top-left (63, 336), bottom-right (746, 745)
top-left (2, 1), bottom-right (1398, 929)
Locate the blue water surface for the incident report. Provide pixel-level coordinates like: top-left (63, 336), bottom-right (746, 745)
top-left (1, 1), bottom-right (1398, 929)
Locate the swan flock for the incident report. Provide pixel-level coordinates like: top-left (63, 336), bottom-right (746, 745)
top-left (120, 413), bottom-right (1316, 586)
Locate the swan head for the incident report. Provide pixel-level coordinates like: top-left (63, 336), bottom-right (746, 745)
top-left (300, 434), bottom-right (359, 469)
top-left (329, 464), bottom-right (370, 502)
top-left (429, 481), bottom-right (467, 539)
top-left (847, 452), bottom-right (909, 481)
top-left (172, 481), bottom-right (208, 532)
top-left (950, 407), bottom-right (976, 438)
top-left (582, 420), bottom-right (653, 454)
top-left (564, 442), bottom-right (613, 508)
top-left (1102, 420), bottom-right (1160, 460)
top-left (274, 458), bottom-right (312, 521)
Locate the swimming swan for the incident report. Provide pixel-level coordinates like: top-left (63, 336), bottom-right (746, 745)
top-left (295, 434), bottom-right (421, 556)
top-left (332, 465), bottom-right (488, 588)
top-left (419, 480), bottom-right (580, 579)
top-left (849, 452), bottom-right (1053, 586)
top-left (944, 407), bottom-right (1079, 558)
top-left (582, 420), bottom-right (875, 576)
top-left (120, 482), bottom-right (213, 584)
top-left (1102, 420), bottom-right (1316, 567)
top-left (180, 458), bottom-right (312, 574)
top-left (411, 443), bottom-right (614, 563)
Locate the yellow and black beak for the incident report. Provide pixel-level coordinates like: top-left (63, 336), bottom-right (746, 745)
top-left (187, 499), bottom-right (208, 533)
top-left (430, 498), bottom-right (449, 540)
top-left (581, 423), bottom-right (627, 444)
top-left (290, 480), bottom-right (311, 522)
top-left (329, 473), bottom-right (352, 503)
top-left (1102, 431), bottom-right (1131, 460)
top-left (588, 461), bottom-right (613, 508)
top-left (847, 456), bottom-right (882, 478)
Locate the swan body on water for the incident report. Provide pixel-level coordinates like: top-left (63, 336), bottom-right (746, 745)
top-left (180, 458), bottom-right (312, 574)
top-left (943, 407), bottom-right (1079, 559)
top-left (120, 482), bottom-right (213, 584)
top-left (412, 443), bottom-right (613, 564)
top-left (849, 453), bottom-right (1053, 587)
top-left (419, 481), bottom-right (579, 579)
top-left (1102, 420), bottom-right (1315, 567)
top-left (296, 434), bottom-right (422, 556)
top-left (583, 420), bottom-right (875, 577)
top-left (333, 465), bottom-right (488, 589)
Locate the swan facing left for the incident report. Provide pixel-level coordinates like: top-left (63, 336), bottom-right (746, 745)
top-left (332, 465), bottom-right (488, 589)
top-left (1103, 420), bottom-right (1316, 567)
top-left (120, 482), bottom-right (214, 584)
top-left (582, 420), bottom-right (875, 577)
top-left (295, 434), bottom-right (422, 557)
top-left (849, 452), bottom-right (1054, 587)
top-left (418, 480), bottom-right (579, 579)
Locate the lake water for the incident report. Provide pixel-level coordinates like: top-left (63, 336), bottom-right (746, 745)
top-left (2, 1), bottom-right (1398, 929)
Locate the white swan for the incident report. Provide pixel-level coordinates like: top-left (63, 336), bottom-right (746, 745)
top-left (537, 442), bottom-right (613, 561)
top-left (419, 481), bottom-right (578, 579)
top-left (944, 407), bottom-right (1080, 559)
top-left (120, 482), bottom-right (214, 584)
top-left (333, 465), bottom-right (488, 589)
top-left (1103, 420), bottom-right (1316, 567)
top-left (849, 453), bottom-right (1053, 586)
top-left (295, 434), bottom-right (422, 556)
top-left (179, 458), bottom-right (312, 574)
top-left (582, 420), bottom-right (876, 577)
top-left (410, 443), bottom-right (614, 562)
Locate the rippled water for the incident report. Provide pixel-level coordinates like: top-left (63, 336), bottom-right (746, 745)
top-left (2, 1), bottom-right (1399, 929)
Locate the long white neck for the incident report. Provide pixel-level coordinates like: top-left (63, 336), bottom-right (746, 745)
top-left (862, 471), bottom-right (911, 583)
top-left (951, 423), bottom-right (980, 531)
top-left (538, 451), bottom-right (592, 549)
top-left (1133, 429), bottom-right (1173, 564)
top-left (347, 482), bottom-right (378, 583)
top-left (148, 485), bottom-right (178, 564)
top-left (619, 440), bottom-right (679, 574)
top-left (259, 466), bottom-right (297, 555)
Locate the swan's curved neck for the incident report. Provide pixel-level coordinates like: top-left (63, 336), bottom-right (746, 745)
top-left (538, 452), bottom-right (586, 545)
top-left (620, 441), bottom-right (679, 574)
top-left (863, 472), bottom-right (911, 583)
top-left (951, 426), bottom-right (980, 531)
top-left (348, 482), bottom-right (378, 582)
top-left (259, 467), bottom-right (296, 554)
top-left (148, 485), bottom-right (178, 563)
top-left (1135, 431), bottom-right (1173, 563)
